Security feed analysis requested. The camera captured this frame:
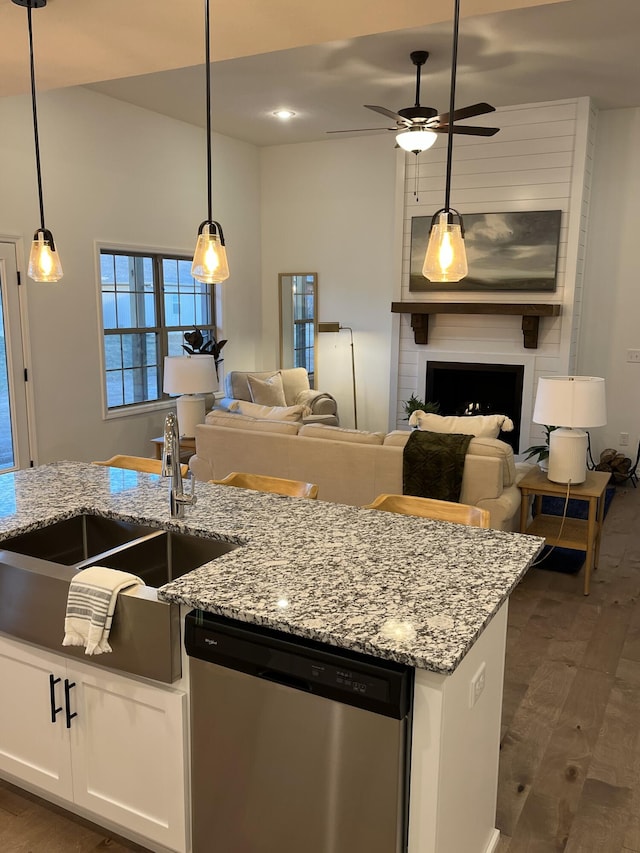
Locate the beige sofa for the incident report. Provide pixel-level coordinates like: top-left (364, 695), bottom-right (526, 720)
top-left (219, 368), bottom-right (339, 425)
top-left (190, 412), bottom-right (523, 531)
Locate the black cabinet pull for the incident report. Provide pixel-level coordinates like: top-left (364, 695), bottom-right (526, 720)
top-left (64, 679), bottom-right (77, 729)
top-left (49, 674), bottom-right (62, 723)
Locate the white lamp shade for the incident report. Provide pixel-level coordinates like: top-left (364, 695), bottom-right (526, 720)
top-left (532, 376), bottom-right (606, 428)
top-left (163, 355), bottom-right (218, 395)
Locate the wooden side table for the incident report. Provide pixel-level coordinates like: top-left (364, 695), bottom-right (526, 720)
top-left (150, 435), bottom-right (196, 464)
top-left (518, 467), bottom-right (611, 595)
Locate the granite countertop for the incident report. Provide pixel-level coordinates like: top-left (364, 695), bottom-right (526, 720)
top-left (0, 461), bottom-right (543, 675)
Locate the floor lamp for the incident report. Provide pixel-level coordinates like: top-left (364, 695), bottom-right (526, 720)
top-left (318, 322), bottom-right (358, 429)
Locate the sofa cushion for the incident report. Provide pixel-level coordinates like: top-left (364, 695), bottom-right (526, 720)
top-left (247, 372), bottom-right (287, 407)
top-left (466, 437), bottom-right (517, 486)
top-left (383, 430), bottom-right (412, 447)
top-left (233, 400), bottom-right (308, 422)
top-left (299, 424), bottom-right (385, 445)
top-left (408, 411), bottom-right (514, 438)
top-left (206, 410), bottom-right (256, 425)
top-left (205, 410), bottom-right (301, 434)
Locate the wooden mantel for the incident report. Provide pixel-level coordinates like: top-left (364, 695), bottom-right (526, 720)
top-left (391, 302), bottom-right (562, 349)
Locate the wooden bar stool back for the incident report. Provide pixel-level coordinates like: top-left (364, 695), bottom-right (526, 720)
top-left (363, 493), bottom-right (490, 528)
top-left (210, 472), bottom-right (319, 499)
top-left (92, 455), bottom-right (188, 478)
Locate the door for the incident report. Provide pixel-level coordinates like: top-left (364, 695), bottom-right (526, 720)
top-left (0, 242), bottom-right (31, 470)
top-left (69, 661), bottom-right (187, 852)
top-left (0, 635), bottom-right (73, 799)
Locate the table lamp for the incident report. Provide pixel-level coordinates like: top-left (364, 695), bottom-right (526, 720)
top-left (532, 376), bottom-right (606, 484)
top-left (163, 355), bottom-right (217, 438)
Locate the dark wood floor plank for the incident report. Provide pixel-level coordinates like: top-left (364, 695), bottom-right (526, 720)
top-left (563, 778), bottom-right (632, 853)
top-left (497, 660), bottom-right (577, 835)
top-left (580, 602), bottom-right (633, 674)
top-left (506, 667), bottom-right (614, 848)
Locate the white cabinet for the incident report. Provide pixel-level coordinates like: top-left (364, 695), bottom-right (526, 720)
top-left (0, 639), bottom-right (74, 800)
top-left (0, 634), bottom-right (187, 853)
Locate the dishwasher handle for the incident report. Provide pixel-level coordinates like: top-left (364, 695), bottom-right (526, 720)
top-left (257, 668), bottom-right (312, 693)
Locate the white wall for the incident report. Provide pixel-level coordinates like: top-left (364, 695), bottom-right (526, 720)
top-left (393, 97), bottom-right (596, 454)
top-left (580, 107), bottom-right (640, 455)
top-left (260, 135), bottom-right (399, 431)
top-left (0, 86), bottom-right (261, 463)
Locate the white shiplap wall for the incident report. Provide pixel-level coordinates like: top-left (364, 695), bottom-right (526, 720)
top-left (391, 97), bottom-right (597, 453)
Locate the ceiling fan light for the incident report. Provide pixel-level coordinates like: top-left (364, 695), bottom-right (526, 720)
top-left (28, 229), bottom-right (63, 283)
top-left (396, 128), bottom-right (437, 153)
top-left (422, 210), bottom-right (468, 282)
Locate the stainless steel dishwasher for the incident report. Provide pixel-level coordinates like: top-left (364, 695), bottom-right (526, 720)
top-left (185, 610), bottom-right (413, 853)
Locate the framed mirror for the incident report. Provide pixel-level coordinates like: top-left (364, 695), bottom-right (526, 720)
top-left (278, 273), bottom-right (317, 388)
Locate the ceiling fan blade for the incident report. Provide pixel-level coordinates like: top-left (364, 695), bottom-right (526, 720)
top-left (364, 104), bottom-right (411, 125)
top-left (435, 124), bottom-right (500, 137)
top-left (437, 102), bottom-right (496, 125)
top-left (326, 127), bottom-right (394, 134)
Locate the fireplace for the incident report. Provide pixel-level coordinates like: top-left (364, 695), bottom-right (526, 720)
top-left (425, 361), bottom-right (525, 452)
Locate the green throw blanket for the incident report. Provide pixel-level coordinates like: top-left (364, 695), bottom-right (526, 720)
top-left (403, 430), bottom-right (472, 502)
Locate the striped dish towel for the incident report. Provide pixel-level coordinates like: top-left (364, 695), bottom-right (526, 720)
top-left (62, 566), bottom-right (143, 656)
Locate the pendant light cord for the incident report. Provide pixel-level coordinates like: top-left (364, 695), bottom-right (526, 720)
top-left (205, 0), bottom-right (213, 223)
top-left (27, 2), bottom-right (45, 231)
top-left (444, 0), bottom-right (461, 214)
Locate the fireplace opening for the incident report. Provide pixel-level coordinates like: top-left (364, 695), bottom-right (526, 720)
top-left (425, 361), bottom-right (524, 452)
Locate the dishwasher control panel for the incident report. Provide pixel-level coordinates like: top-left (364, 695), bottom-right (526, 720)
top-left (185, 610), bottom-right (413, 720)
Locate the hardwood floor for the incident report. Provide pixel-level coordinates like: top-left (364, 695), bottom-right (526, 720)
top-left (1, 482), bottom-right (639, 852)
top-left (497, 482), bottom-right (640, 852)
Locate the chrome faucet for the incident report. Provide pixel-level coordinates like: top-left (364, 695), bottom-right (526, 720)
top-left (161, 412), bottom-right (197, 518)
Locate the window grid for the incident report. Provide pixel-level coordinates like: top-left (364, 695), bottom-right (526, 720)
top-left (101, 250), bottom-right (216, 411)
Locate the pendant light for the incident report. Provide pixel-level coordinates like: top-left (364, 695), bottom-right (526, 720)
top-left (191, 0), bottom-right (229, 284)
top-left (13, 0), bottom-right (63, 283)
top-left (422, 0), bottom-right (467, 283)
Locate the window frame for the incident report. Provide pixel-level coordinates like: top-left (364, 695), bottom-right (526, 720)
top-left (96, 242), bottom-right (219, 420)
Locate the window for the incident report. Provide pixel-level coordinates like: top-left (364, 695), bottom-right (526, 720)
top-left (100, 250), bottom-right (216, 411)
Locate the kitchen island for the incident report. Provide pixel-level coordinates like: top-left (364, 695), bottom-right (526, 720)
top-left (0, 462), bottom-right (542, 853)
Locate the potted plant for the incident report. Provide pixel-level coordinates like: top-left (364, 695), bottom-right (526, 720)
top-left (183, 328), bottom-right (227, 380)
top-left (402, 394), bottom-right (440, 421)
top-left (523, 425), bottom-right (558, 471)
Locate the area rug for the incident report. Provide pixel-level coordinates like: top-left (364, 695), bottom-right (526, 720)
top-left (532, 484), bottom-right (616, 574)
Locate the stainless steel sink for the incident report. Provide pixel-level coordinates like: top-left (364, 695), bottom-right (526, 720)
top-left (87, 529), bottom-right (238, 585)
top-left (0, 513), bottom-right (238, 584)
top-left (0, 513), bottom-right (240, 683)
top-left (0, 513), bottom-right (161, 566)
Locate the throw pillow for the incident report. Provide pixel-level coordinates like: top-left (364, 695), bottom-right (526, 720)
top-left (247, 372), bottom-right (287, 407)
top-left (234, 400), bottom-right (308, 421)
top-left (408, 411), bottom-right (514, 438)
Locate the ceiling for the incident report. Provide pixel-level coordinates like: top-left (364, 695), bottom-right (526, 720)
top-left (3, 0), bottom-right (639, 148)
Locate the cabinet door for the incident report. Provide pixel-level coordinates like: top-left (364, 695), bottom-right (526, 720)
top-left (0, 635), bottom-right (73, 799)
top-left (68, 662), bottom-right (187, 853)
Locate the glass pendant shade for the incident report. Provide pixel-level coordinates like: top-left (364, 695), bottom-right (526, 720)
top-left (28, 229), bottom-right (63, 283)
top-left (191, 221), bottom-right (229, 284)
top-left (422, 210), bottom-right (468, 282)
top-left (395, 128), bottom-right (437, 154)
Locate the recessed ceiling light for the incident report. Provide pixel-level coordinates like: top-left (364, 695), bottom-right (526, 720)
top-left (272, 109), bottom-right (296, 120)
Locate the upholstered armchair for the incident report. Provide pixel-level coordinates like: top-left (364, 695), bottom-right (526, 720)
top-left (218, 368), bottom-right (339, 425)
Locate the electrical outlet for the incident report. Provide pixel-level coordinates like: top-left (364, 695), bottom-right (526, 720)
top-left (469, 662), bottom-right (486, 708)
top-left (621, 432), bottom-right (630, 446)
top-left (627, 349), bottom-right (640, 363)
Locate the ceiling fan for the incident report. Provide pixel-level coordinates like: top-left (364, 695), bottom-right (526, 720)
top-left (328, 50), bottom-right (500, 154)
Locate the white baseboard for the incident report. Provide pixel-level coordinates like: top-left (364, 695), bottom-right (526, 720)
top-left (485, 828), bottom-right (502, 853)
